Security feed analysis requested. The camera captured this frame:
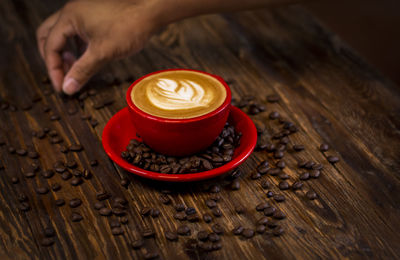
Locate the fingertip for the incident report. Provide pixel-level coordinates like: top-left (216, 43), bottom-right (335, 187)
top-left (62, 77), bottom-right (80, 95)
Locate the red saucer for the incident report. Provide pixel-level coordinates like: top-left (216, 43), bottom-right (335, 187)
top-left (102, 106), bottom-right (257, 182)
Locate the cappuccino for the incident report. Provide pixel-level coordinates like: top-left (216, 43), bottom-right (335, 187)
top-left (130, 70), bottom-right (227, 119)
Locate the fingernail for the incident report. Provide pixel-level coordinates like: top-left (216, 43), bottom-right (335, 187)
top-left (62, 77), bottom-right (80, 95)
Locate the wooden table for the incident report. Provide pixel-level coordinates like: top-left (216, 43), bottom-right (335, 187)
top-left (1, 1), bottom-right (399, 259)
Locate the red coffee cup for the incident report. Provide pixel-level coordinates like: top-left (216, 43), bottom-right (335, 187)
top-left (126, 69), bottom-right (232, 156)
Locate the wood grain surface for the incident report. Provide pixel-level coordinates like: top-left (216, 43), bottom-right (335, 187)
top-left (0, 0), bottom-right (399, 259)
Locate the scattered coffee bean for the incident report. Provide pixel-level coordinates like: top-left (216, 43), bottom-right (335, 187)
top-left (120, 216), bottom-right (129, 224)
top-left (251, 172), bottom-right (261, 179)
top-left (96, 191), bottom-right (111, 201)
top-left (36, 187), bottom-right (49, 195)
top-left (27, 151), bottom-right (39, 159)
top-left (292, 181), bottom-right (304, 190)
top-left (144, 252), bottom-right (159, 260)
top-left (50, 114), bottom-right (60, 121)
top-left (268, 168), bottom-right (281, 176)
top-left (211, 207), bottom-right (222, 217)
top-left (278, 172), bottom-right (290, 180)
top-left (16, 149), bottom-right (27, 156)
top-left (142, 228), bottom-right (155, 238)
top-left (66, 160), bottom-right (77, 169)
top-left (18, 193), bottom-right (28, 202)
top-left (264, 206), bottom-right (276, 216)
top-left (293, 144), bottom-right (305, 151)
top-left (131, 239), bottom-right (144, 249)
top-left (256, 225), bottom-right (266, 234)
top-left (274, 151), bottom-right (284, 159)
top-left (90, 118), bottom-right (99, 127)
top-left (177, 225), bottom-right (191, 236)
top-left (210, 194), bottom-right (221, 201)
top-left (299, 172), bottom-right (310, 180)
top-left (111, 227), bottom-right (124, 236)
top-left (94, 201), bottom-right (105, 210)
top-left (203, 214), bottom-right (212, 223)
top-left (242, 228), bottom-right (255, 238)
top-left (256, 202), bottom-right (269, 211)
top-left (150, 208), bottom-right (160, 218)
top-left (99, 208), bottom-right (112, 216)
top-left (234, 204), bottom-right (245, 214)
top-left (269, 111), bottom-right (280, 119)
top-left (50, 136), bottom-right (63, 144)
top-left (197, 230), bottom-right (209, 241)
top-left (266, 191), bottom-right (274, 198)
top-left (208, 233), bottom-right (220, 242)
top-left (310, 169), bottom-right (321, 178)
top-left (304, 161), bottom-right (315, 169)
top-left (83, 169), bottom-right (92, 179)
top-left (55, 199), bottom-right (65, 207)
top-left (69, 144), bottom-right (83, 152)
top-left (159, 194), bottom-right (171, 204)
top-left (19, 202), bottom-right (30, 212)
top-left (327, 156), bottom-right (340, 164)
top-left (110, 219), bottom-right (121, 228)
top-left (71, 212), bottom-right (83, 222)
top-left (11, 177), bottom-right (19, 184)
top-left (210, 185), bottom-right (221, 193)
top-left (205, 199), bottom-right (217, 208)
top-left (261, 180), bottom-right (270, 189)
top-left (266, 94), bottom-right (280, 103)
top-left (273, 210), bottom-right (286, 219)
top-left (273, 194), bottom-right (285, 202)
top-left (211, 223), bottom-right (224, 235)
top-left (44, 227), bottom-right (55, 237)
top-left (165, 231), bottom-right (178, 241)
top-left (69, 198), bottom-right (82, 208)
top-left (174, 203), bottom-right (185, 212)
top-left (174, 212), bottom-right (187, 221)
top-left (41, 170), bottom-right (54, 179)
top-left (306, 190), bottom-right (318, 200)
top-left (273, 226), bottom-right (284, 236)
top-left (186, 207), bottom-right (196, 215)
top-left (40, 237), bottom-right (55, 247)
top-left (257, 216), bottom-right (269, 225)
top-left (231, 179), bottom-right (240, 190)
top-left (276, 160), bottom-right (286, 169)
top-left (279, 181), bottom-right (289, 190)
top-left (71, 177), bottom-right (83, 186)
top-left (313, 163), bottom-right (324, 170)
top-left (61, 171), bottom-right (72, 180)
top-left (8, 146), bottom-right (16, 154)
top-left (233, 225), bottom-right (244, 235)
top-left (319, 143), bottom-right (329, 152)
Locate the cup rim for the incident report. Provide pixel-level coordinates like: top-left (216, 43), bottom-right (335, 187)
top-left (126, 69), bottom-right (232, 123)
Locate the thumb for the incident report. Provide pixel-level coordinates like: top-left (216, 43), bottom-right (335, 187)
top-left (62, 46), bottom-right (107, 95)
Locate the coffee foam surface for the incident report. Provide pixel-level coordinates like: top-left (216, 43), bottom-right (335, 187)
top-left (131, 71), bottom-right (226, 119)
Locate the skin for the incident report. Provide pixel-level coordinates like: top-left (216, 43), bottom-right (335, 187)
top-left (37, 0), bottom-right (300, 95)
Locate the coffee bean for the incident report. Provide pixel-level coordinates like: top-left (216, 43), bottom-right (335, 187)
top-left (99, 208), bottom-right (112, 216)
top-left (150, 208), bottom-right (160, 218)
top-left (251, 172), bottom-right (261, 179)
top-left (280, 137), bottom-right (289, 145)
top-left (256, 202), bottom-right (269, 211)
top-left (304, 161), bottom-right (315, 169)
top-left (204, 199), bottom-right (217, 209)
top-left (264, 206), bottom-right (276, 216)
top-left (230, 168), bottom-right (242, 179)
top-left (21, 102), bottom-right (33, 111)
top-left (196, 230), bottom-right (208, 241)
top-left (50, 114), bottom-right (60, 121)
top-left (306, 190), bottom-right (318, 200)
top-left (265, 143), bottom-right (276, 152)
top-left (266, 94), bottom-right (279, 103)
top-left (60, 145), bottom-right (69, 153)
top-left (248, 104), bottom-right (260, 115)
top-left (27, 151), bottom-right (39, 159)
top-left (36, 187), bottom-right (49, 195)
top-left (273, 210), bottom-right (286, 219)
top-left (211, 223), bottom-right (224, 235)
top-left (71, 212), bottom-right (83, 222)
top-left (261, 180), bottom-right (270, 189)
top-left (300, 172), bottom-right (310, 180)
top-left (141, 228), bottom-right (155, 239)
top-left (327, 156), bottom-right (340, 164)
top-left (131, 239), bottom-right (144, 249)
top-left (55, 199), bottom-right (65, 207)
top-left (292, 181), bottom-right (303, 190)
top-left (310, 169), bottom-right (321, 178)
top-left (257, 216), bottom-right (269, 225)
top-left (111, 227), bottom-right (124, 236)
top-left (94, 201), bottom-right (105, 210)
top-left (211, 207), bottom-right (222, 217)
top-left (278, 172), bottom-right (290, 180)
top-left (70, 177), bottom-right (83, 186)
top-left (293, 144), bottom-right (305, 151)
top-left (203, 214), bottom-right (212, 223)
top-left (11, 177), bottom-right (19, 184)
top-left (40, 237), bottom-right (55, 247)
top-left (61, 171), bottom-right (72, 180)
top-left (273, 226), bottom-right (284, 236)
top-left (158, 194), bottom-right (171, 204)
top-left (273, 194), bottom-right (285, 202)
top-left (41, 170), bottom-right (54, 179)
top-left (165, 231), bottom-right (178, 241)
top-left (110, 219), bottom-right (121, 228)
top-left (256, 225), bottom-right (266, 234)
top-left (312, 163), bottom-right (324, 170)
top-left (69, 144), bottom-right (83, 152)
top-left (233, 225), bottom-right (244, 235)
top-left (268, 168), bottom-right (281, 176)
top-left (90, 118), bottom-right (99, 127)
top-left (320, 143), bottom-right (329, 152)
top-left (144, 252), bottom-right (159, 260)
top-left (54, 166), bottom-right (66, 173)
top-left (174, 212), bottom-right (187, 221)
top-left (8, 146), bottom-right (16, 154)
top-left (279, 181), bottom-right (289, 190)
top-left (266, 191), bottom-right (274, 198)
top-left (50, 136), bottom-right (63, 144)
top-left (210, 194), bottom-right (221, 201)
top-left (19, 202), bottom-right (30, 212)
top-left (210, 185), bottom-right (221, 193)
top-left (16, 149), bottom-right (27, 156)
top-left (276, 160), bottom-right (286, 169)
top-left (177, 225), bottom-right (191, 236)
top-left (96, 191), bottom-right (111, 201)
top-left (69, 198), bottom-right (82, 208)
top-left (269, 111), bottom-right (280, 119)
top-left (174, 203), bottom-right (185, 212)
top-left (231, 179), bottom-right (240, 190)
top-left (66, 160), bottom-right (77, 169)
top-left (17, 193), bottom-right (28, 202)
top-left (186, 207), bottom-right (196, 215)
top-left (242, 228), bottom-right (255, 238)
top-left (43, 227), bottom-right (55, 238)
top-left (208, 233), bottom-right (220, 242)
top-left (120, 216), bottom-right (129, 224)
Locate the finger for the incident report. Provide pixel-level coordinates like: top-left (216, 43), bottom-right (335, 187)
top-left (62, 46), bottom-right (108, 95)
top-left (36, 11), bottom-right (61, 59)
top-left (43, 19), bottom-right (75, 92)
top-left (62, 51), bottom-right (76, 73)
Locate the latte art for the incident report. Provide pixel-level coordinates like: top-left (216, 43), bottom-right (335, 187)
top-left (131, 71), bottom-right (227, 119)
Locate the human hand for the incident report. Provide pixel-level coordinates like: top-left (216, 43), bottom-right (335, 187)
top-left (37, 0), bottom-right (160, 95)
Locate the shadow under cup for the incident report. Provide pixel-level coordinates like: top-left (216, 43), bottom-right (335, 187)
top-left (126, 69), bottom-right (232, 157)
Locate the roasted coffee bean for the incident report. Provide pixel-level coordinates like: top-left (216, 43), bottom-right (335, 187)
top-left (203, 214), bottom-right (212, 223)
top-left (248, 104), bottom-right (260, 115)
top-left (82, 169), bottom-right (91, 179)
top-left (50, 114), bottom-right (60, 121)
top-left (261, 180), bottom-right (270, 189)
top-left (319, 143), bottom-right (329, 152)
top-left (211, 223), bottom-right (224, 235)
top-left (276, 144), bottom-right (287, 151)
top-left (71, 212), bottom-right (83, 222)
top-left (268, 168), bottom-right (281, 176)
top-left (306, 190), bottom-right (318, 200)
top-left (48, 130), bottom-right (58, 137)
top-left (298, 160), bottom-right (307, 168)
top-left (111, 227), bottom-right (124, 236)
top-left (96, 191), bottom-right (111, 201)
top-left (70, 177), bottom-right (83, 186)
top-left (120, 216), bottom-right (129, 224)
top-left (266, 191), bottom-right (274, 198)
top-left (28, 151), bottom-right (39, 159)
top-left (36, 187), bottom-right (49, 195)
top-left (19, 202), bottom-right (30, 212)
top-left (44, 227), bottom-right (55, 237)
top-left (8, 146), bottom-right (16, 154)
top-left (274, 151), bottom-right (284, 159)
top-left (114, 197), bottom-right (127, 205)
top-left (293, 144), bottom-right (305, 151)
top-left (256, 225), bottom-right (266, 234)
top-left (40, 237), bottom-right (55, 247)
top-left (21, 102), bottom-right (33, 110)
top-left (280, 137), bottom-right (289, 145)
top-left (142, 228), bottom-right (155, 238)
top-left (110, 219), bottom-right (121, 228)
top-left (42, 170), bottom-right (54, 179)
top-left (230, 168), bottom-right (242, 179)
top-left (11, 177), bottom-right (19, 184)
top-left (273, 194), bottom-right (285, 202)
top-left (165, 231), bottom-right (178, 241)
top-left (265, 143), bottom-right (276, 152)
top-left (54, 165), bottom-right (66, 173)
top-left (279, 181), bottom-right (290, 190)
top-left (242, 228), bottom-right (255, 238)
top-left (209, 185), bottom-right (221, 193)
top-left (209, 194), bottom-right (221, 201)
top-left (50, 136), bottom-right (63, 144)
top-left (61, 171), bottom-right (72, 180)
top-left (266, 94), bottom-right (279, 103)
top-left (150, 208), bottom-right (160, 218)
top-left (174, 212), bottom-right (187, 221)
top-left (90, 118), bottom-right (99, 127)
top-left (292, 181), bottom-right (304, 190)
top-left (257, 165), bottom-right (270, 175)
top-left (144, 252), bottom-right (159, 260)
top-left (208, 233), bottom-right (220, 242)
top-left (18, 193), bottom-right (28, 202)
top-left (206, 199), bottom-right (217, 208)
top-left (197, 230), bottom-right (209, 241)
top-left (69, 198), bottom-right (82, 208)
top-left (211, 207), bottom-right (222, 217)
top-left (66, 160), bottom-right (77, 169)
top-left (264, 206), bottom-right (276, 216)
top-left (267, 220), bottom-right (278, 228)
top-left (159, 194), bottom-right (171, 204)
top-left (60, 145), bottom-right (69, 153)
top-left (310, 169), bottom-right (321, 178)
top-left (174, 203), bottom-right (185, 212)
top-left (300, 172), bottom-right (310, 180)
top-left (177, 225), bottom-right (191, 236)
top-left (131, 239), bottom-right (144, 249)
top-left (55, 199), bottom-right (65, 207)
top-left (99, 208), bottom-right (112, 216)
top-left (273, 210), bottom-right (286, 219)
top-left (304, 161), bottom-right (315, 169)
top-left (94, 201), bottom-right (105, 210)
top-left (278, 172), bottom-right (290, 180)
top-left (69, 144), bottom-right (83, 152)
top-left (16, 149), bottom-right (27, 156)
top-left (257, 216), bottom-right (269, 225)
top-left (251, 172), bottom-right (261, 179)
top-left (231, 179), bottom-right (240, 190)
top-left (327, 156), bottom-right (340, 164)
top-left (89, 159), bottom-right (98, 167)
top-left (233, 225), bottom-right (244, 235)
top-left (276, 160), bottom-right (286, 169)
top-left (273, 226), bottom-right (284, 236)
top-left (256, 202), bottom-right (269, 211)
top-left (186, 207), bottom-right (196, 215)
top-left (269, 111), bottom-right (280, 119)
top-left (312, 163), bottom-right (324, 170)
top-left (120, 178), bottom-right (129, 188)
